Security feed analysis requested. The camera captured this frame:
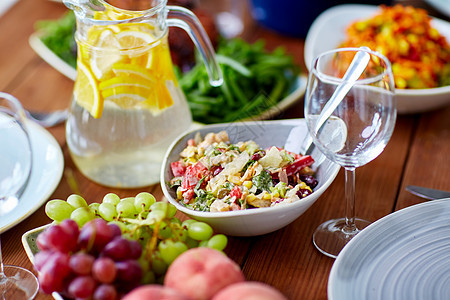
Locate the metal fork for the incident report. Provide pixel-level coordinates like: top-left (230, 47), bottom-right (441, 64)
top-left (26, 109), bottom-right (68, 128)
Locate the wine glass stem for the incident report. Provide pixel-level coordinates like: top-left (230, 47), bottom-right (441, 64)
top-left (344, 168), bottom-right (357, 234)
top-left (0, 236), bottom-right (3, 275)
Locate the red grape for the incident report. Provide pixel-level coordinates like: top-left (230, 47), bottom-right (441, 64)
top-left (108, 223), bottom-right (122, 238)
top-left (70, 253), bottom-right (95, 275)
top-left (34, 250), bottom-right (54, 272)
top-left (93, 284), bottom-right (118, 300)
top-left (128, 239), bottom-right (142, 260)
top-left (38, 252), bottom-right (71, 293)
top-left (68, 275), bottom-right (97, 299)
top-left (36, 230), bottom-right (51, 251)
top-left (115, 260), bottom-right (142, 283)
top-left (79, 219), bottom-right (114, 253)
top-left (92, 257), bottom-right (117, 284)
top-left (38, 224), bottom-right (77, 253)
top-left (102, 237), bottom-right (131, 261)
top-left (60, 218), bottom-right (80, 239)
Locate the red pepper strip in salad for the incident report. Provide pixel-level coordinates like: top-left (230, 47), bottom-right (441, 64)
top-left (181, 161), bottom-right (209, 190)
top-left (284, 155), bottom-right (315, 177)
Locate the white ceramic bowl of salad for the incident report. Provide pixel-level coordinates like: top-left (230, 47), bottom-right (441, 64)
top-left (304, 4), bottom-right (450, 114)
top-left (160, 119), bottom-right (340, 236)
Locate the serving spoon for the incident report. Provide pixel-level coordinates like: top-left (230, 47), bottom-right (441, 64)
top-left (301, 46), bottom-right (371, 155)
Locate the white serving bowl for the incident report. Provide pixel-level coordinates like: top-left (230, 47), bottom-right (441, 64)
top-left (304, 4), bottom-right (450, 114)
top-left (160, 119), bottom-right (340, 236)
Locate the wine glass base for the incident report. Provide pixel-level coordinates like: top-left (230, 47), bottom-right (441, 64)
top-left (0, 265), bottom-right (39, 299)
top-left (313, 218), bottom-right (371, 259)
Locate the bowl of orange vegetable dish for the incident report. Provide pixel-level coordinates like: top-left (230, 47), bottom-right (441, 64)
top-left (304, 4), bottom-right (450, 114)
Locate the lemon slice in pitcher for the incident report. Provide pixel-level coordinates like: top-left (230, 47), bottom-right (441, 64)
top-left (88, 28), bottom-right (124, 80)
top-left (99, 68), bottom-right (154, 109)
top-left (74, 61), bottom-right (103, 118)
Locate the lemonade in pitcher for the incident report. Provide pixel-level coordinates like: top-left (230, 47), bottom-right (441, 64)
top-left (64, 1), bottom-right (222, 187)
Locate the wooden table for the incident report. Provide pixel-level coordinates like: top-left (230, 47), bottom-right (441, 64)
top-left (1, 1), bottom-right (449, 299)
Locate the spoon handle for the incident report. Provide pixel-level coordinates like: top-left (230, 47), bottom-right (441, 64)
top-left (303, 47), bottom-right (371, 155)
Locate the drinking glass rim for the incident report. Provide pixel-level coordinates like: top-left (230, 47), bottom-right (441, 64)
top-left (311, 47), bottom-right (394, 87)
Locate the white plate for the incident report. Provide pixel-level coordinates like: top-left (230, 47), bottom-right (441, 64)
top-left (328, 199), bottom-right (450, 300)
top-left (0, 120), bottom-right (64, 233)
top-left (426, 0), bottom-right (450, 18)
top-left (304, 4), bottom-right (450, 114)
top-left (29, 32), bottom-right (77, 81)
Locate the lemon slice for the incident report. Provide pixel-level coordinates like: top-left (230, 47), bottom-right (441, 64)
top-left (74, 61), bottom-right (103, 118)
top-left (89, 29), bottom-right (124, 80)
top-left (99, 75), bottom-right (153, 90)
top-left (111, 63), bottom-right (155, 81)
top-left (115, 30), bottom-right (155, 49)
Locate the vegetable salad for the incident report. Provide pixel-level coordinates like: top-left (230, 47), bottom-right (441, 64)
top-left (339, 5), bottom-right (450, 89)
top-left (169, 132), bottom-right (318, 212)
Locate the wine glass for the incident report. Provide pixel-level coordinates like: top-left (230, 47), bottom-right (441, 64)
top-left (0, 92), bottom-right (39, 299)
top-left (304, 47), bottom-right (396, 258)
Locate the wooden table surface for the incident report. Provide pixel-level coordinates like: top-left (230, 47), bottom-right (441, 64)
top-left (1, 0), bottom-right (449, 299)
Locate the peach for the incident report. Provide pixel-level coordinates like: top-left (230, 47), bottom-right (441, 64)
top-left (212, 281), bottom-right (288, 300)
top-left (164, 247), bottom-right (245, 300)
top-left (122, 284), bottom-right (188, 300)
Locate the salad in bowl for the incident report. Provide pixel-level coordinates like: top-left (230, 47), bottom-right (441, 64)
top-left (168, 131), bottom-right (318, 212)
top-left (160, 119), bottom-right (340, 236)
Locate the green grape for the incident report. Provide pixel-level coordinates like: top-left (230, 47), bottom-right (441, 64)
top-left (151, 251), bottom-right (168, 275)
top-left (116, 197), bottom-right (137, 218)
top-left (146, 210), bottom-right (165, 223)
top-left (45, 199), bottom-right (75, 222)
top-left (89, 202), bottom-right (100, 215)
top-left (207, 234), bottom-right (228, 251)
top-left (158, 240), bottom-right (188, 265)
top-left (199, 240), bottom-right (209, 247)
top-left (71, 207), bottom-right (95, 227)
top-left (171, 226), bottom-right (187, 242)
top-left (99, 202), bottom-right (118, 221)
top-left (166, 203), bottom-right (177, 218)
top-left (134, 192), bottom-right (156, 212)
top-left (185, 236), bottom-right (199, 248)
top-left (188, 222), bottom-right (213, 241)
top-left (150, 202), bottom-right (177, 218)
top-left (138, 256), bottom-right (150, 273)
top-left (141, 270), bottom-right (156, 284)
top-left (181, 219), bottom-right (196, 229)
top-left (170, 217), bottom-right (182, 225)
top-left (157, 221), bottom-right (172, 240)
top-left (137, 227), bottom-right (152, 241)
top-left (103, 193), bottom-right (120, 206)
top-left (67, 194), bottom-right (88, 208)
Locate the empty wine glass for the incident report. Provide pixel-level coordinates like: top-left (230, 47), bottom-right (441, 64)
top-left (0, 92), bottom-right (39, 299)
top-left (304, 48), bottom-right (396, 258)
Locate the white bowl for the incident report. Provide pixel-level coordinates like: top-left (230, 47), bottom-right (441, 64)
top-left (304, 4), bottom-right (450, 114)
top-left (160, 119), bottom-right (340, 236)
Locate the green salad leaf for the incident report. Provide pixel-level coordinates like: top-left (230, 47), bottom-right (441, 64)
top-left (35, 11), bottom-right (77, 69)
top-left (176, 38), bottom-right (300, 124)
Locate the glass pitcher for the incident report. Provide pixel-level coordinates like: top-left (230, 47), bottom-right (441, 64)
top-left (63, 0), bottom-right (222, 188)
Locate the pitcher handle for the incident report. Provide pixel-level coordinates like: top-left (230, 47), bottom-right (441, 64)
top-left (167, 5), bottom-right (223, 87)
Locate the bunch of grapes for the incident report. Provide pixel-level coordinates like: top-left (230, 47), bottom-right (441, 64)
top-left (39, 192), bottom-right (228, 299)
top-left (36, 218), bottom-right (142, 299)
